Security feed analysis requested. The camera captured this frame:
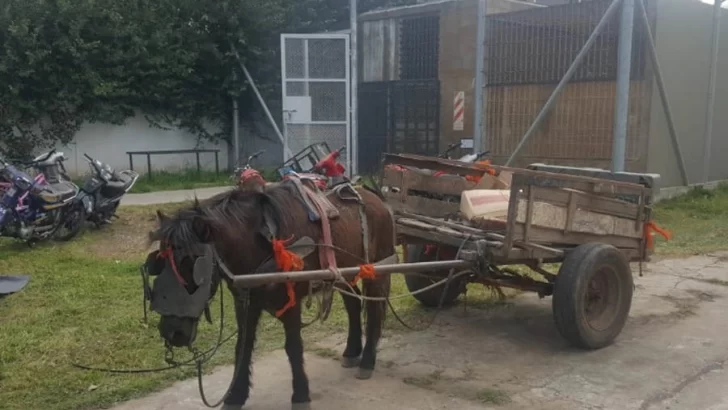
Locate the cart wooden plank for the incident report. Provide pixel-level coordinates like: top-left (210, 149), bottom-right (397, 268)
top-left (515, 199), bottom-right (642, 239)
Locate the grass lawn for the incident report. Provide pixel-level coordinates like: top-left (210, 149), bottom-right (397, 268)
top-left (125, 170), bottom-right (231, 194)
top-left (652, 185), bottom-right (728, 256)
top-left (0, 185), bottom-right (725, 410)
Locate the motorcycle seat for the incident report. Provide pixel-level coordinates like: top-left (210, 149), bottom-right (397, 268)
top-left (101, 172), bottom-right (135, 197)
top-left (35, 181), bottom-right (78, 204)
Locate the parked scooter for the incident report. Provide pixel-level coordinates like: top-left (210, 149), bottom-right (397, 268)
top-left (77, 153), bottom-right (139, 227)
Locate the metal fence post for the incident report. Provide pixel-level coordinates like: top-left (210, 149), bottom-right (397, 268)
top-left (473, 0), bottom-right (487, 153)
top-left (612, 0), bottom-right (635, 172)
top-left (350, 0), bottom-right (359, 176)
top-left (505, 0), bottom-right (623, 167)
top-left (703, 0), bottom-right (725, 182)
top-left (636, 0), bottom-right (689, 186)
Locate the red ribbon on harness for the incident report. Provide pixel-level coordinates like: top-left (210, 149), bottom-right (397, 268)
top-left (272, 237), bottom-right (304, 318)
top-left (158, 248), bottom-right (188, 286)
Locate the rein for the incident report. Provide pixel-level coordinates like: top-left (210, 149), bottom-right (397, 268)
top-left (158, 247), bottom-right (188, 286)
top-left (71, 278), bottom-right (234, 375)
top-left (72, 250), bottom-right (241, 382)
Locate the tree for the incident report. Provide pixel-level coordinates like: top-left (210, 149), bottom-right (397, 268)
top-left (0, 0), bottom-right (413, 158)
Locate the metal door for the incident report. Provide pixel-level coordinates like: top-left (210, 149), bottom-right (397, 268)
top-left (280, 34), bottom-right (351, 169)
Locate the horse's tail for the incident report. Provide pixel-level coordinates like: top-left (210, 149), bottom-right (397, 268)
top-left (363, 196), bottom-right (396, 325)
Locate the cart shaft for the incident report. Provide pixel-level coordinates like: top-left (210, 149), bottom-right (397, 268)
top-left (232, 259), bottom-right (473, 288)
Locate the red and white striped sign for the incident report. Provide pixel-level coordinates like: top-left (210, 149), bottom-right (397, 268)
top-left (453, 91), bottom-right (465, 131)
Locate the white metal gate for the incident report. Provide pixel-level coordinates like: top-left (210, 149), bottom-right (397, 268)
top-left (280, 33), bottom-right (351, 169)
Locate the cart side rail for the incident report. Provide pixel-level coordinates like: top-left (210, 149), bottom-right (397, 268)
top-left (502, 169), bottom-right (654, 259)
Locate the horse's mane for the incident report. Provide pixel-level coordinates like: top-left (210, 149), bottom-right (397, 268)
top-left (151, 184), bottom-right (301, 248)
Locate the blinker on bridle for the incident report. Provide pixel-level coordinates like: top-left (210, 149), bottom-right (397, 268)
top-left (142, 244), bottom-right (221, 323)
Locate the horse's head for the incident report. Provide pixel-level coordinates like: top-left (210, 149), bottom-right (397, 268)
top-left (143, 205), bottom-right (222, 348)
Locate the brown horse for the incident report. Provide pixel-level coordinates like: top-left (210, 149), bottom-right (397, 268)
top-left (145, 182), bottom-right (395, 409)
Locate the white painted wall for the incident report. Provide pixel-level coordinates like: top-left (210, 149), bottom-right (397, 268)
top-left (53, 114), bottom-right (229, 177)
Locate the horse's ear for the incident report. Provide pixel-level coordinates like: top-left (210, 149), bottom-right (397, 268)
top-left (193, 196), bottom-right (201, 210)
top-left (156, 210), bottom-right (169, 223)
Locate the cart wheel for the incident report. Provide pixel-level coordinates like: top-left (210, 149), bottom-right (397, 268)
top-left (404, 244), bottom-right (466, 308)
top-left (553, 243), bottom-right (633, 350)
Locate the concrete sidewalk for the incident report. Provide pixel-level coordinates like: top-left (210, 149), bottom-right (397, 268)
top-left (110, 253), bottom-right (728, 410)
top-left (121, 186), bottom-right (231, 207)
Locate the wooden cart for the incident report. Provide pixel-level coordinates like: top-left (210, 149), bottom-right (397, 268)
top-left (379, 153), bottom-right (660, 349)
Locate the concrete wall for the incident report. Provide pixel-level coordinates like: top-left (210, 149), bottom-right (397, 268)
top-left (53, 114), bottom-right (227, 177)
top-left (647, 0), bottom-right (728, 187)
top-left (48, 113), bottom-right (284, 178)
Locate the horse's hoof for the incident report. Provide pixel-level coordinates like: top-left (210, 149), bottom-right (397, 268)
top-left (221, 404), bottom-right (244, 410)
top-left (341, 356), bottom-right (361, 368)
top-left (291, 402), bottom-right (312, 410)
top-left (356, 368), bottom-right (374, 380)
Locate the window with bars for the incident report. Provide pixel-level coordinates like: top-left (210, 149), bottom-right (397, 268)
top-left (399, 15), bottom-right (440, 80)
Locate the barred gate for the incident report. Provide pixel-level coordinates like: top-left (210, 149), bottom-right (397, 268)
top-left (280, 33), bottom-right (351, 167)
top-left (358, 80), bottom-right (440, 174)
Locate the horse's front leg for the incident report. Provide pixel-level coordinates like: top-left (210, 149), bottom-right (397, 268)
top-left (338, 284), bottom-right (363, 367)
top-left (278, 303), bottom-right (311, 408)
top-left (223, 292), bottom-right (263, 409)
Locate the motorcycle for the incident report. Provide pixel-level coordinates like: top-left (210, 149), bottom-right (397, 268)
top-left (232, 150), bottom-right (267, 192)
top-left (76, 153), bottom-right (139, 227)
top-left (0, 157), bottom-right (84, 244)
top-left (278, 145), bottom-right (348, 190)
top-left (235, 143), bottom-right (350, 192)
top-left (27, 149), bottom-right (139, 228)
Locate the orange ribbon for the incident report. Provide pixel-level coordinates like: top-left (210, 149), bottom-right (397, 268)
top-left (466, 160), bottom-right (496, 184)
top-left (465, 174), bottom-right (482, 183)
top-left (271, 237), bottom-right (304, 317)
top-left (272, 238), bottom-right (304, 272)
top-left (644, 221), bottom-right (672, 250)
top-left (349, 264), bottom-right (377, 286)
top-left (275, 281), bottom-right (297, 318)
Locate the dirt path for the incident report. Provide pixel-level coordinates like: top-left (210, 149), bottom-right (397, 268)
top-left (111, 253), bottom-right (728, 410)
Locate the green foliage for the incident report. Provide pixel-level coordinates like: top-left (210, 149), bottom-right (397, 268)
top-left (0, 0), bottom-right (414, 159)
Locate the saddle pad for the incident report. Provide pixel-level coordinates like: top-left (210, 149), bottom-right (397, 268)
top-left (302, 185), bottom-right (339, 220)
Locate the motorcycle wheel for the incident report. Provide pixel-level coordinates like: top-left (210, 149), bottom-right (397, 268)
top-left (54, 203), bottom-right (86, 241)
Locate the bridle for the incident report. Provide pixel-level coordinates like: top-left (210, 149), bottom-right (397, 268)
top-left (140, 243), bottom-right (237, 325)
top-left (139, 242), bottom-right (250, 408)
